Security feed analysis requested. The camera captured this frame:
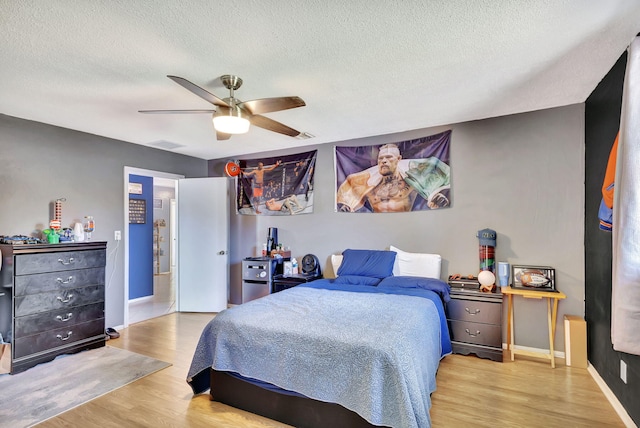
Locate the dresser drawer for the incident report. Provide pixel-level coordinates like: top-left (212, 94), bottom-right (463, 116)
top-left (13, 318), bottom-right (105, 359)
top-left (449, 319), bottom-right (502, 348)
top-left (14, 249), bottom-right (106, 275)
top-left (447, 298), bottom-right (501, 325)
top-left (14, 267), bottom-right (105, 296)
top-left (14, 302), bottom-right (104, 337)
top-left (14, 284), bottom-right (104, 317)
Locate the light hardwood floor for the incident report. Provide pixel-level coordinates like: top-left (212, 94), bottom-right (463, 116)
top-left (128, 272), bottom-right (176, 325)
top-left (38, 313), bottom-right (626, 427)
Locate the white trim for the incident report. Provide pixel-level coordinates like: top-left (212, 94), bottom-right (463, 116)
top-left (123, 167), bottom-right (184, 328)
top-left (128, 295), bottom-right (153, 305)
top-left (588, 364), bottom-right (637, 428)
top-left (111, 324), bottom-right (125, 331)
top-left (502, 343), bottom-right (565, 358)
top-left (499, 343), bottom-right (635, 426)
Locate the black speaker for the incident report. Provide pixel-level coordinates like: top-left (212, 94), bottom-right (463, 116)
top-left (267, 227), bottom-right (278, 253)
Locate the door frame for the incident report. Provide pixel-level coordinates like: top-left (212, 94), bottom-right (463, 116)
top-left (123, 167), bottom-right (184, 328)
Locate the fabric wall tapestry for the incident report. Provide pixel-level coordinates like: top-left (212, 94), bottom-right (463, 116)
top-left (335, 130), bottom-right (451, 213)
top-left (237, 150), bottom-right (316, 216)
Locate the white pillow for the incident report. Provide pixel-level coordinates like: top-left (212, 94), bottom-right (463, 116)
top-left (330, 254), bottom-right (343, 276)
top-left (389, 245), bottom-right (441, 279)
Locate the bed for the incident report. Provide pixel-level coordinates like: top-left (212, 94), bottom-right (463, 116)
top-left (187, 248), bottom-right (452, 428)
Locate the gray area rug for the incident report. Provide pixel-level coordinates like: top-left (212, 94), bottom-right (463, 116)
top-left (0, 345), bottom-right (171, 427)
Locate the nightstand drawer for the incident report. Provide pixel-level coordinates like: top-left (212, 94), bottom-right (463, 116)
top-left (447, 298), bottom-right (501, 324)
top-left (449, 319), bottom-right (502, 348)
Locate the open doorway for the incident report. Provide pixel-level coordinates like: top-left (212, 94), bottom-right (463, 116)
top-left (129, 177), bottom-right (177, 324)
top-left (123, 167), bottom-right (183, 327)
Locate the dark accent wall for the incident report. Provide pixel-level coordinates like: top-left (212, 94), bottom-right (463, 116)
top-left (585, 51), bottom-right (639, 425)
top-left (128, 174), bottom-right (154, 299)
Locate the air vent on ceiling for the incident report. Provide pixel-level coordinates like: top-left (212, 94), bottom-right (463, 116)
top-left (148, 140), bottom-right (185, 150)
top-left (295, 132), bottom-right (315, 140)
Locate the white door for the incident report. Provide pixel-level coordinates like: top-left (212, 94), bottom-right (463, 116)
top-left (170, 199), bottom-right (176, 269)
top-left (177, 177), bottom-right (229, 312)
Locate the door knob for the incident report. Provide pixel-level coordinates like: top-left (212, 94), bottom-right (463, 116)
top-left (217, 250), bottom-right (226, 255)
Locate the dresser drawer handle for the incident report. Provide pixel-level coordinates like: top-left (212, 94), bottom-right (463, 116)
top-left (56, 331), bottom-right (73, 341)
top-left (57, 257), bottom-right (75, 265)
top-left (56, 294), bottom-right (74, 303)
top-left (56, 276), bottom-right (74, 284)
top-left (465, 307), bottom-right (481, 315)
top-left (465, 328), bottom-right (481, 337)
top-left (56, 312), bottom-right (74, 322)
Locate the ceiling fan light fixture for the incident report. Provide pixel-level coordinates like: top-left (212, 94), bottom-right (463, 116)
top-left (213, 106), bottom-right (250, 134)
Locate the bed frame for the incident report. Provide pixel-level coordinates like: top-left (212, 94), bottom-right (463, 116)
top-left (203, 250), bottom-right (445, 427)
top-left (210, 369), bottom-right (386, 428)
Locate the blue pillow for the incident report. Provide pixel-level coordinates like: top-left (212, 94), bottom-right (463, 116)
top-left (336, 249), bottom-right (396, 279)
top-left (378, 276), bottom-right (451, 302)
top-left (333, 275), bottom-right (381, 286)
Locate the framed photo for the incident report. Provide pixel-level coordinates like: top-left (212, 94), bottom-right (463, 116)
top-left (129, 198), bottom-right (146, 224)
top-left (511, 265), bottom-right (556, 292)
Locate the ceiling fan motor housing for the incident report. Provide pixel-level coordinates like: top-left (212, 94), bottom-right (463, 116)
top-left (221, 74), bottom-right (243, 91)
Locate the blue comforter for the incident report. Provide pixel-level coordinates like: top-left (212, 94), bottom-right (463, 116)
top-left (187, 278), bottom-right (451, 428)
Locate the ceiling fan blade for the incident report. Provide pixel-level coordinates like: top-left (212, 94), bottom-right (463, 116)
top-left (167, 75), bottom-right (230, 108)
top-left (139, 109), bottom-right (216, 114)
top-left (250, 115), bottom-right (301, 137)
top-left (239, 96), bottom-right (305, 115)
top-left (216, 132), bottom-right (232, 141)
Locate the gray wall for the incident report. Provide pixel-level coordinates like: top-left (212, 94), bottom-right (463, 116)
top-left (212, 104), bottom-right (585, 351)
top-left (0, 114), bottom-right (208, 327)
top-left (1, 102), bottom-right (585, 353)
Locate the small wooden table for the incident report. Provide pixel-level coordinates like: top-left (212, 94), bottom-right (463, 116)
top-left (501, 286), bottom-right (566, 368)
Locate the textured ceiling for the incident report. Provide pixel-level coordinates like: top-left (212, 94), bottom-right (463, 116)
top-left (2, 1), bottom-right (640, 160)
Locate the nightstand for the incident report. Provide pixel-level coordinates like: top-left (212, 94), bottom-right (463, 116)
top-left (272, 274), bottom-right (322, 293)
top-left (446, 288), bottom-right (504, 362)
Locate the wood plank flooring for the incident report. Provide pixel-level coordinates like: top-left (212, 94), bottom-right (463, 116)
top-left (37, 312), bottom-right (625, 427)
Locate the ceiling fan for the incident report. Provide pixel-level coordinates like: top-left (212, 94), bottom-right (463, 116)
top-left (139, 75), bottom-right (306, 141)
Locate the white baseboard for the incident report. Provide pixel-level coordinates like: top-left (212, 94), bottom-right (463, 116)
top-left (128, 296), bottom-right (153, 305)
top-left (587, 364), bottom-right (637, 428)
top-left (500, 343), bottom-right (635, 427)
top-left (501, 342), bottom-right (565, 358)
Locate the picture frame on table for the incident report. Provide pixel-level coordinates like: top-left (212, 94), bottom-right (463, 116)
top-left (511, 265), bottom-right (556, 292)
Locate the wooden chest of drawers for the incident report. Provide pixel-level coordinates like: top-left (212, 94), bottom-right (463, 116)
top-left (446, 288), bottom-right (504, 362)
top-left (0, 241), bottom-right (107, 374)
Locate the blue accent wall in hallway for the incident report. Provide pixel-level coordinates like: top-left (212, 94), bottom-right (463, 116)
top-left (128, 174), bottom-right (154, 299)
